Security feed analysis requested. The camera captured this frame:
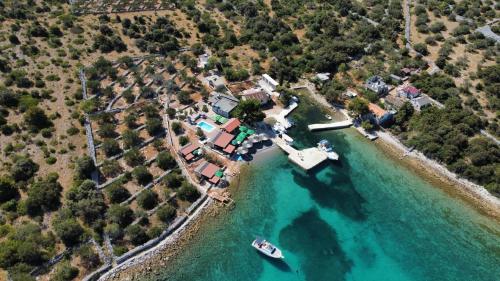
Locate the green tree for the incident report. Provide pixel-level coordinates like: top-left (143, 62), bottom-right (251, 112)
top-left (26, 174), bottom-right (62, 215)
top-left (24, 107), bottom-right (51, 132)
top-left (177, 182), bottom-right (200, 202)
top-left (136, 189), bottom-right (158, 210)
top-left (106, 184), bottom-right (131, 203)
top-left (74, 156), bottom-right (95, 180)
top-left (10, 157), bottom-right (39, 182)
top-left (132, 166), bottom-right (153, 185)
top-left (156, 204), bottom-right (176, 223)
top-left (100, 159), bottom-right (122, 178)
top-left (231, 99), bottom-right (265, 123)
top-left (52, 261), bottom-right (79, 281)
top-left (124, 148), bottom-right (145, 167)
top-left (348, 97), bottom-right (370, 116)
top-left (102, 139), bottom-right (121, 157)
top-left (125, 224), bottom-right (149, 246)
top-left (156, 151), bottom-right (176, 170)
top-left (0, 176), bottom-right (17, 203)
top-left (122, 129), bottom-right (142, 148)
top-left (171, 122), bottom-right (183, 135)
top-left (52, 213), bottom-right (84, 246)
top-left (107, 204), bottom-right (134, 227)
top-left (145, 117), bottom-right (163, 135)
top-left (66, 180), bottom-right (106, 225)
top-left (78, 245), bottom-right (100, 270)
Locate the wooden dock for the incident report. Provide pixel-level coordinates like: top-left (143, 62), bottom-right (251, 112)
top-left (274, 137), bottom-right (328, 170)
top-left (308, 120), bottom-right (353, 131)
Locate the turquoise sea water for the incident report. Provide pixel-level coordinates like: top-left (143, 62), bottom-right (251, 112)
top-left (147, 101), bottom-right (500, 281)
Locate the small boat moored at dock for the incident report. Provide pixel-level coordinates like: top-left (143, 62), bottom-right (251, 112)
top-left (318, 139), bottom-right (339, 160)
top-left (252, 237), bottom-right (284, 259)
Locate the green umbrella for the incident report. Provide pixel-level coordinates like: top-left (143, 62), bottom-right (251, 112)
top-left (246, 129), bottom-right (255, 135)
top-left (239, 126), bottom-right (248, 132)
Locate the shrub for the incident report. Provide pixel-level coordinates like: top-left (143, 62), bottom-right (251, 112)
top-left (156, 204), bottom-right (176, 223)
top-left (132, 166), bottom-right (153, 186)
top-left (137, 189), bottom-right (158, 210)
top-left (124, 113), bottom-right (138, 128)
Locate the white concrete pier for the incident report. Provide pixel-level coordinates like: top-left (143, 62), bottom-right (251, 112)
top-left (273, 137), bottom-right (328, 170)
top-left (308, 120), bottom-right (353, 131)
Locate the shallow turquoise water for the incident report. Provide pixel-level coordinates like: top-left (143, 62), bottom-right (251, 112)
top-left (147, 102), bottom-right (500, 281)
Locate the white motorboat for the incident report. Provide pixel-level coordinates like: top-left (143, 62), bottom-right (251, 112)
top-left (252, 238), bottom-right (284, 259)
top-left (318, 139), bottom-right (339, 160)
top-left (325, 114), bottom-right (332, 120)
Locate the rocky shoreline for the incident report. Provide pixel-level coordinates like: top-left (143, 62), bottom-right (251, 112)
top-left (375, 131), bottom-right (500, 220)
top-left (99, 199), bottom-right (221, 281)
top-left (304, 85), bottom-right (500, 220)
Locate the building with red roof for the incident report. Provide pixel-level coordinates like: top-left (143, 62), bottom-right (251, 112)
top-left (221, 118), bottom-right (241, 133)
top-left (398, 85), bottom-right (421, 99)
top-left (194, 161), bottom-right (222, 184)
top-left (209, 131), bottom-right (235, 150)
top-left (179, 143), bottom-right (200, 162)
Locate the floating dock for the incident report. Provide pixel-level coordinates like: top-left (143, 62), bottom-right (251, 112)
top-left (308, 120), bottom-right (353, 131)
top-left (273, 137), bottom-right (328, 170)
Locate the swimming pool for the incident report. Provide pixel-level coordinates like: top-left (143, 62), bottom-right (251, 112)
top-left (197, 121), bottom-right (215, 133)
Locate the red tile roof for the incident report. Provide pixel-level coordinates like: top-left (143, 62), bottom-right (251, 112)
top-left (180, 143), bottom-right (199, 156)
top-left (403, 86), bottom-right (420, 95)
top-left (201, 163), bottom-right (219, 179)
top-left (223, 144), bottom-right (236, 154)
top-left (209, 176), bottom-right (220, 184)
top-left (221, 118), bottom-right (241, 133)
top-left (214, 132), bottom-right (234, 148)
top-left (185, 153), bottom-right (195, 161)
top-left (368, 103), bottom-right (387, 118)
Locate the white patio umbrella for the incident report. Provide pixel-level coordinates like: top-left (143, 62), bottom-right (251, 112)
top-left (259, 133), bottom-right (269, 141)
top-left (250, 135), bottom-right (260, 143)
top-left (243, 141), bottom-right (253, 149)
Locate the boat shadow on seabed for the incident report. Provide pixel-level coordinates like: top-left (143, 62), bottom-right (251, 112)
top-left (256, 251), bottom-right (292, 272)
